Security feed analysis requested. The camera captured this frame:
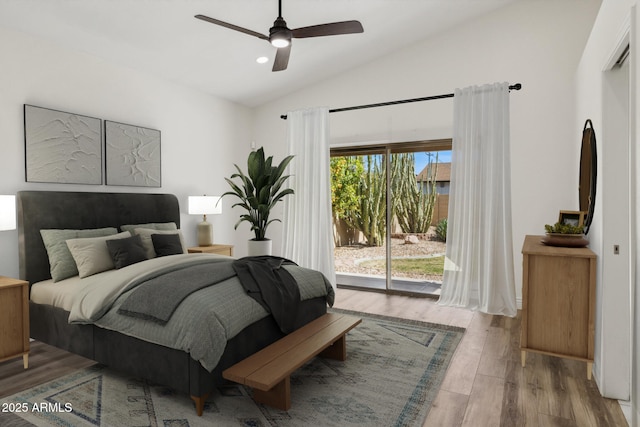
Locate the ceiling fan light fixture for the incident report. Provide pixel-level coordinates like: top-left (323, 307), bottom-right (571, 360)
top-left (196, 0), bottom-right (364, 72)
top-left (270, 36), bottom-right (290, 48)
top-left (269, 16), bottom-right (291, 48)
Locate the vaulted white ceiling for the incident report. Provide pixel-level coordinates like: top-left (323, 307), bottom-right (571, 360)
top-left (0, 0), bottom-right (517, 107)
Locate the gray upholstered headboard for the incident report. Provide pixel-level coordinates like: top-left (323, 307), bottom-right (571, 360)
top-left (17, 191), bottom-right (181, 286)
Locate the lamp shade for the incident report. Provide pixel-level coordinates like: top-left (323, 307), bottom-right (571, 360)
top-left (0, 195), bottom-right (16, 231)
top-left (188, 196), bottom-right (222, 215)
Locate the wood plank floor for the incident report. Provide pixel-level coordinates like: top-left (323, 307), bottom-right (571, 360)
top-left (0, 288), bottom-right (629, 426)
top-left (331, 288), bottom-right (628, 427)
top-left (0, 341), bottom-right (95, 399)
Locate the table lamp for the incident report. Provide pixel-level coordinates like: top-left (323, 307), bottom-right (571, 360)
top-left (0, 195), bottom-right (16, 231)
top-left (188, 195), bottom-right (222, 246)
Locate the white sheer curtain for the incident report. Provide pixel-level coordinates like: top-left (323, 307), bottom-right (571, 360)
top-left (282, 107), bottom-right (336, 286)
top-left (438, 82), bottom-right (517, 317)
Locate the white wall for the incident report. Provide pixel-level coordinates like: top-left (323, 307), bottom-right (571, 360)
top-left (252, 0), bottom-right (601, 303)
top-left (0, 26), bottom-right (253, 279)
top-left (575, 0), bottom-right (636, 414)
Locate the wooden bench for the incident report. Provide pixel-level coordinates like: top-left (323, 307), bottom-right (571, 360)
top-left (222, 312), bottom-right (361, 411)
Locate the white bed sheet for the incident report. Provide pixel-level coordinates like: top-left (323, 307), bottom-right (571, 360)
top-left (30, 275), bottom-right (85, 312)
top-left (29, 254), bottom-right (228, 314)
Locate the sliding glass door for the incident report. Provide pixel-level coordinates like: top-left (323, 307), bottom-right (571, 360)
top-left (331, 149), bottom-right (388, 290)
top-left (331, 140), bottom-right (451, 297)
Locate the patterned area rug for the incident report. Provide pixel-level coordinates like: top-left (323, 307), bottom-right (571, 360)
top-left (0, 310), bottom-right (464, 427)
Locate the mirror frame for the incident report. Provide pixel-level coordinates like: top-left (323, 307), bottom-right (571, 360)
top-left (579, 119), bottom-right (597, 235)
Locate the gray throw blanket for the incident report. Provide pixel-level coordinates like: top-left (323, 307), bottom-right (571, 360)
top-left (118, 256), bottom-right (303, 332)
top-left (117, 261), bottom-right (237, 324)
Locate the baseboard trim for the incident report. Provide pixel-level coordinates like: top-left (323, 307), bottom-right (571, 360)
top-left (617, 399), bottom-right (631, 425)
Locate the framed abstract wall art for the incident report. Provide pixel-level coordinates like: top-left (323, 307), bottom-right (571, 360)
top-left (24, 104), bottom-right (102, 184)
top-left (105, 120), bottom-right (161, 187)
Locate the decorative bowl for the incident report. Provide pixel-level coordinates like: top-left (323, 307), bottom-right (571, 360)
top-left (541, 233), bottom-right (589, 248)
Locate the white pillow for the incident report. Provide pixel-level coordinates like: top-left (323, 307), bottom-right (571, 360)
top-left (40, 227), bottom-right (118, 282)
top-left (133, 228), bottom-right (187, 259)
top-left (66, 231), bottom-right (131, 278)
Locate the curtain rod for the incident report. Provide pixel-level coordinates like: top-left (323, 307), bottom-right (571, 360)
top-left (280, 83), bottom-right (522, 120)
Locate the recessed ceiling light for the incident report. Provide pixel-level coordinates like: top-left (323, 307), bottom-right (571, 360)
top-left (256, 56), bottom-right (269, 64)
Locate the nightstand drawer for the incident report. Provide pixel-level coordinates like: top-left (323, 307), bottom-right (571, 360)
top-left (188, 244), bottom-right (234, 256)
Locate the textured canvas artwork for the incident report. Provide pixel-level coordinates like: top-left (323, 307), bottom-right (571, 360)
top-left (105, 121), bottom-right (161, 187)
top-left (24, 105), bottom-right (102, 184)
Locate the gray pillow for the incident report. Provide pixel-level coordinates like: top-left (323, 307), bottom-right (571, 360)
top-left (133, 228), bottom-right (187, 259)
top-left (151, 233), bottom-right (184, 257)
top-left (66, 231), bottom-right (131, 278)
top-left (107, 234), bottom-right (148, 269)
top-left (40, 227), bottom-right (118, 282)
top-left (120, 222), bottom-right (177, 234)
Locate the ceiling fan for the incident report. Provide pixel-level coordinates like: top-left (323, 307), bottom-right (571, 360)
top-left (195, 0), bottom-right (364, 72)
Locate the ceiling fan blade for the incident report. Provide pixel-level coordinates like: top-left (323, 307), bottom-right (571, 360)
top-left (273, 44), bottom-right (291, 72)
top-left (292, 20), bottom-right (363, 38)
top-left (195, 14), bottom-right (269, 41)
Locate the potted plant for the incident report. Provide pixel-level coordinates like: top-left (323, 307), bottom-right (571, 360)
top-left (542, 222), bottom-right (588, 247)
top-left (221, 147), bottom-right (294, 256)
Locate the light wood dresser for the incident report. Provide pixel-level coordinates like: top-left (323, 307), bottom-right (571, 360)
top-left (0, 276), bottom-right (29, 368)
top-left (520, 235), bottom-right (596, 379)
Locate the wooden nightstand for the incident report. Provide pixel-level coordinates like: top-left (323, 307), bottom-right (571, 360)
top-left (0, 276), bottom-right (29, 369)
top-left (188, 244), bottom-right (234, 257)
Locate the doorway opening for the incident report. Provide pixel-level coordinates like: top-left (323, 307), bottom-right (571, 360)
top-left (331, 140), bottom-right (451, 297)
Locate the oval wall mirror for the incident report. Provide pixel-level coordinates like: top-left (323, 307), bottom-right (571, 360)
top-left (579, 119), bottom-right (597, 235)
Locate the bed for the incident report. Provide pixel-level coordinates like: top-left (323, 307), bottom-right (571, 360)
top-left (17, 190), bottom-right (332, 415)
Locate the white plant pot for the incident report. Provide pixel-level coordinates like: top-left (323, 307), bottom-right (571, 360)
top-left (248, 239), bottom-right (272, 256)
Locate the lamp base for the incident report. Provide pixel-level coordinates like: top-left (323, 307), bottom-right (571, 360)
top-left (197, 221), bottom-right (213, 246)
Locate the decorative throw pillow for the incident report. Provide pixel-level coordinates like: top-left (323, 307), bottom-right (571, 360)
top-left (66, 231), bottom-right (131, 278)
top-left (120, 222), bottom-right (177, 234)
top-left (106, 234), bottom-right (148, 269)
top-left (40, 227), bottom-right (118, 282)
top-left (133, 228), bottom-right (187, 259)
top-left (151, 233), bottom-right (184, 257)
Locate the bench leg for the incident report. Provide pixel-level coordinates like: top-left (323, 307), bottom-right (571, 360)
top-left (253, 377), bottom-right (291, 411)
top-left (190, 393), bottom-right (209, 416)
top-left (320, 334), bottom-right (347, 361)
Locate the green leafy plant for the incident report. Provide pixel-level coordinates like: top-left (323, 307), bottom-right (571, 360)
top-left (349, 155), bottom-right (386, 246)
top-left (222, 147), bottom-right (294, 241)
top-left (330, 156), bottom-right (363, 222)
top-left (435, 218), bottom-right (448, 242)
top-left (330, 153), bottom-right (444, 247)
top-left (393, 153), bottom-right (438, 234)
top-left (544, 222), bottom-right (584, 235)
top-left (330, 156), bottom-right (364, 246)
